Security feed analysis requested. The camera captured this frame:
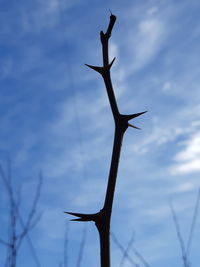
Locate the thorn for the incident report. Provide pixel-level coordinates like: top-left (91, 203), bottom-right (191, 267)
top-left (70, 218), bottom-right (88, 222)
top-left (123, 111), bottom-right (147, 121)
top-left (64, 211), bottom-right (84, 217)
top-left (108, 57), bottom-right (116, 69)
top-left (128, 123), bottom-right (141, 130)
top-left (64, 211), bottom-right (95, 222)
top-left (85, 64), bottom-right (103, 74)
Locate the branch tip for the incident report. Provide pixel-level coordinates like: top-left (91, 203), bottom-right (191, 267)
top-left (109, 13), bottom-right (116, 24)
top-left (106, 13), bottom-right (117, 37)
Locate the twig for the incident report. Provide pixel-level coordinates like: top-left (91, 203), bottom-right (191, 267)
top-left (64, 222), bottom-right (69, 267)
top-left (0, 238), bottom-right (11, 247)
top-left (170, 201), bottom-right (190, 267)
top-left (186, 188), bottom-right (200, 257)
top-left (110, 232), bottom-right (140, 267)
top-left (76, 225), bottom-right (87, 267)
top-left (0, 163), bottom-right (42, 267)
top-left (16, 213), bottom-right (42, 241)
top-left (17, 174), bottom-right (42, 249)
top-left (133, 248), bottom-right (152, 267)
top-left (119, 232), bottom-right (135, 267)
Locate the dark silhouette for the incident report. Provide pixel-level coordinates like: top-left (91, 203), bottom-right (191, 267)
top-left (0, 162), bottom-right (42, 267)
top-left (65, 14), bottom-right (146, 267)
top-left (170, 189), bottom-right (200, 267)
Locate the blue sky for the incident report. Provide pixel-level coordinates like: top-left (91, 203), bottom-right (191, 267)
top-left (0, 0), bottom-right (200, 266)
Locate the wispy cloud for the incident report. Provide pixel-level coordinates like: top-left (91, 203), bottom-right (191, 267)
top-left (171, 132), bottom-right (200, 175)
top-left (19, 0), bottom-right (80, 32)
top-left (130, 17), bottom-right (165, 72)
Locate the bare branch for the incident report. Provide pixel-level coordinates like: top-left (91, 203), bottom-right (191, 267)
top-left (186, 188), bottom-right (200, 256)
top-left (100, 14), bottom-right (116, 67)
top-left (17, 174), bottom-right (43, 249)
top-left (0, 238), bottom-right (11, 247)
top-left (67, 14), bottom-right (146, 267)
top-left (170, 201), bottom-right (190, 267)
top-left (64, 222), bottom-right (69, 267)
top-left (16, 183), bottom-right (22, 210)
top-left (110, 232), bottom-right (140, 267)
top-left (119, 232), bottom-right (135, 267)
top-left (133, 248), bottom-right (152, 267)
top-left (1, 161), bottom-right (18, 267)
top-left (16, 213), bottom-right (42, 243)
top-left (0, 163), bottom-right (14, 203)
top-left (76, 225), bottom-right (87, 267)
top-left (0, 163), bottom-right (42, 267)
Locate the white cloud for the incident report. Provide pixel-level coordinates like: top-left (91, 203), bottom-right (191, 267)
top-left (109, 42), bottom-right (126, 83)
top-left (130, 18), bottom-right (165, 72)
top-left (171, 132), bottom-right (200, 175)
top-left (172, 159), bottom-right (200, 175)
top-left (142, 205), bottom-right (170, 220)
top-left (72, 178), bottom-right (105, 209)
top-left (132, 122), bottom-right (185, 155)
top-left (110, 42), bottom-right (119, 61)
top-left (175, 134), bottom-right (200, 162)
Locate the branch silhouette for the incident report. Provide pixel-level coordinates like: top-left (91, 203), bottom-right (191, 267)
top-left (133, 248), bottom-right (152, 267)
top-left (170, 201), bottom-right (190, 267)
top-left (186, 188), bottom-right (200, 257)
top-left (111, 231), bottom-right (139, 267)
top-left (65, 14), bottom-right (146, 267)
top-left (76, 225), bottom-right (87, 267)
top-left (0, 163), bottom-right (42, 267)
top-left (64, 222), bottom-right (69, 267)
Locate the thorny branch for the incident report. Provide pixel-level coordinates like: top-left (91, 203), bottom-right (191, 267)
top-left (65, 14), bottom-right (146, 267)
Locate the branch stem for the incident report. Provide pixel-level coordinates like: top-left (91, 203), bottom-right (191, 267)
top-left (66, 13), bottom-right (146, 267)
top-left (102, 73), bottom-right (120, 121)
top-left (103, 126), bottom-right (124, 215)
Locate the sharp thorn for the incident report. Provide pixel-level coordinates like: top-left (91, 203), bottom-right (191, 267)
top-left (124, 111), bottom-right (147, 121)
top-left (128, 123), bottom-right (141, 130)
top-left (108, 57), bottom-right (116, 69)
top-left (64, 211), bottom-right (95, 221)
top-left (85, 64), bottom-right (103, 74)
top-left (70, 218), bottom-right (87, 222)
top-left (64, 211), bottom-right (85, 217)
